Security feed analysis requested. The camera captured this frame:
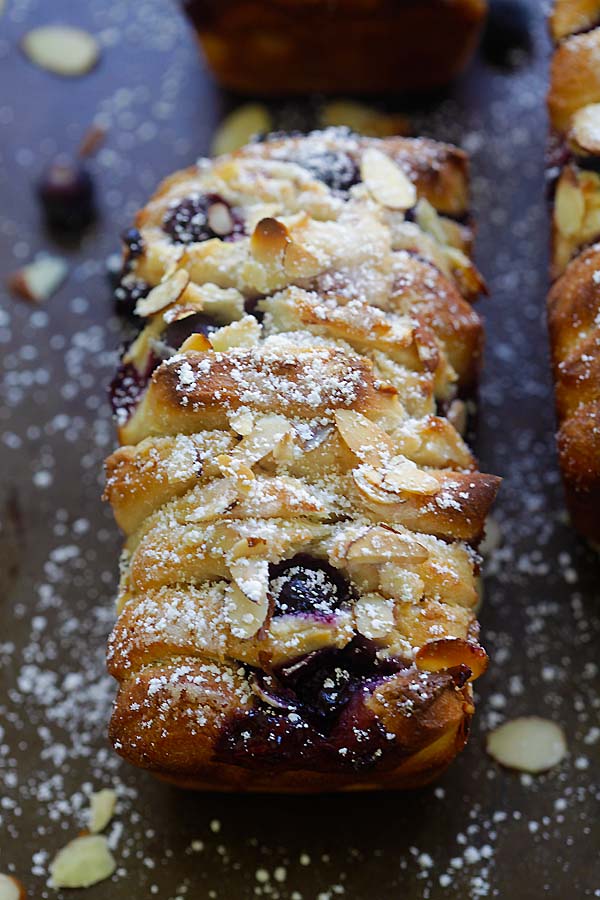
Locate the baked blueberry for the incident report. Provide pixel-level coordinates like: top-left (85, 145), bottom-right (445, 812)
top-left (37, 155), bottom-right (96, 231)
top-left (109, 356), bottom-right (159, 423)
top-left (162, 193), bottom-right (244, 244)
top-left (268, 554), bottom-right (355, 616)
top-left (291, 150), bottom-right (360, 193)
top-left (114, 276), bottom-right (151, 318)
top-left (481, 0), bottom-right (533, 69)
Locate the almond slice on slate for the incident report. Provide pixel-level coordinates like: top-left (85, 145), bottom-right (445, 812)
top-left (22, 26), bottom-right (100, 77)
top-left (88, 788), bottom-right (117, 834)
top-left (486, 717), bottom-right (568, 774)
top-left (0, 874), bottom-right (25, 900)
top-left (8, 255), bottom-right (68, 303)
top-left (49, 835), bottom-right (116, 889)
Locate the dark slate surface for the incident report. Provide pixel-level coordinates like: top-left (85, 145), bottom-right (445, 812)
top-left (0, 1), bottom-right (598, 897)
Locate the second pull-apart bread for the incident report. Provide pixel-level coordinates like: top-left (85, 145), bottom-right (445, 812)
top-left (548, 3), bottom-right (600, 543)
top-left (105, 129), bottom-right (499, 791)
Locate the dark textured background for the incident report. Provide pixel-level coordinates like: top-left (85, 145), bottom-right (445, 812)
top-left (0, 1), bottom-right (599, 897)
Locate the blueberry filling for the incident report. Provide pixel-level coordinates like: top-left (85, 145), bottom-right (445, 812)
top-left (114, 276), bottom-right (151, 318)
top-left (290, 150), bottom-right (360, 193)
top-left (109, 354), bottom-right (160, 423)
top-left (109, 312), bottom-right (220, 422)
top-left (162, 193), bottom-right (245, 244)
top-left (268, 554), bottom-right (355, 617)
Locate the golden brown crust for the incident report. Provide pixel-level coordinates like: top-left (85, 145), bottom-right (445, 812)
top-left (106, 131), bottom-right (498, 790)
top-left (550, 0), bottom-right (600, 43)
top-left (548, 29), bottom-right (600, 133)
top-left (183, 0), bottom-right (486, 96)
top-left (548, 245), bottom-right (600, 540)
top-left (547, 9), bottom-right (600, 540)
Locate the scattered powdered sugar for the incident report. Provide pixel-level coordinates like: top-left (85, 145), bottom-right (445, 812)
top-left (0, 1), bottom-right (598, 898)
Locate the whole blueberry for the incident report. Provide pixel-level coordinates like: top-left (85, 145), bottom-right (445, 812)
top-left (269, 555), bottom-right (355, 617)
top-left (37, 155), bottom-right (96, 231)
top-left (162, 193), bottom-right (244, 245)
top-left (481, 0), bottom-right (533, 69)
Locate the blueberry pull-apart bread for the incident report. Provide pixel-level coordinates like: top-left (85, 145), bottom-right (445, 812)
top-left (106, 130), bottom-right (499, 791)
top-left (181, 0), bottom-right (487, 95)
top-left (548, 3), bottom-right (600, 542)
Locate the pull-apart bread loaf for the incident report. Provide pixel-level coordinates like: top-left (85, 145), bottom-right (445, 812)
top-left (548, 3), bottom-right (600, 542)
top-left (105, 130), bottom-right (499, 791)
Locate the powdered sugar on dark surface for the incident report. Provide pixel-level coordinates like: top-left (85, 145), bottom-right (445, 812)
top-left (0, 0), bottom-right (598, 897)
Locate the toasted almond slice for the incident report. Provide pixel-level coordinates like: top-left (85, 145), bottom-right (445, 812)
top-left (22, 26), bottom-right (100, 77)
top-left (415, 638), bottom-right (488, 681)
top-left (209, 315), bottom-right (261, 351)
top-left (135, 269), bottom-right (190, 317)
top-left (215, 455), bottom-right (255, 493)
top-left (283, 241), bottom-right (323, 279)
top-left (225, 582), bottom-right (269, 639)
top-left (49, 835), bottom-right (116, 889)
top-left (346, 525), bottom-right (429, 564)
top-left (229, 557), bottom-right (269, 604)
top-left (8, 255), bottom-right (68, 303)
top-left (361, 147), bottom-right (417, 211)
top-left (250, 217), bottom-right (290, 263)
top-left (0, 875), bottom-right (24, 900)
top-left (89, 788), bottom-right (117, 834)
top-left (231, 414), bottom-right (292, 466)
top-left (122, 317), bottom-right (164, 371)
top-left (229, 409), bottom-right (255, 436)
top-left (188, 480), bottom-right (238, 522)
top-left (230, 536), bottom-right (268, 559)
top-left (570, 103), bottom-right (600, 156)
top-left (321, 101), bottom-right (409, 138)
top-left (414, 197), bottom-right (447, 245)
top-left (554, 167), bottom-right (585, 239)
top-left (382, 456), bottom-right (439, 495)
top-left (353, 466), bottom-right (400, 507)
top-left (444, 246), bottom-right (487, 299)
top-left (486, 717), bottom-right (567, 774)
top-left (179, 332), bottom-right (212, 353)
top-left (211, 104), bottom-right (273, 157)
top-left (354, 593), bottom-right (396, 640)
top-left (334, 410), bottom-right (394, 465)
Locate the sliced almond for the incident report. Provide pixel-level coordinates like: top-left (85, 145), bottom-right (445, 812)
top-left (230, 536), bottom-right (268, 560)
top-left (207, 202), bottom-right (234, 236)
top-left (570, 103), bottom-right (600, 156)
top-left (321, 101), bottom-right (409, 138)
top-left (354, 593), bottom-right (396, 640)
top-left (346, 526), bottom-right (429, 564)
top-left (8, 255), bottom-right (67, 303)
top-left (89, 788), bottom-right (117, 834)
top-left (229, 557), bottom-right (269, 604)
top-left (135, 269), bottom-right (190, 317)
top-left (211, 104), bottom-right (273, 157)
top-left (487, 717), bottom-right (568, 774)
top-left (334, 410), bottom-right (394, 465)
top-left (49, 835), bottom-right (116, 889)
top-left (250, 217), bottom-right (290, 264)
top-left (231, 414), bottom-right (292, 467)
top-left (179, 332), bottom-right (212, 353)
top-left (416, 638), bottom-right (488, 681)
top-left (283, 241), bottom-right (323, 279)
top-left (225, 581), bottom-right (269, 639)
top-left (382, 456), bottom-right (439, 495)
top-left (215, 455), bottom-right (255, 493)
top-left (229, 409), bottom-right (255, 436)
top-left (361, 147), bottom-right (417, 211)
top-left (0, 875), bottom-right (24, 900)
top-left (444, 246), bottom-right (487, 299)
top-left (209, 315), bottom-right (261, 352)
top-left (22, 26), bottom-right (100, 77)
top-left (554, 167), bottom-right (585, 239)
top-left (414, 198), bottom-right (447, 245)
top-left (188, 480), bottom-right (238, 522)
